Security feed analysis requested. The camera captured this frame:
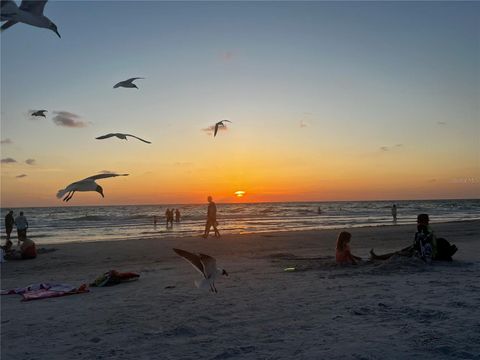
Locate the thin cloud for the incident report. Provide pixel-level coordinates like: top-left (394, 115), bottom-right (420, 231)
top-left (1, 158), bottom-right (17, 164)
top-left (16, 174), bottom-right (27, 178)
top-left (52, 111), bottom-right (88, 128)
top-left (380, 144), bottom-right (403, 152)
top-left (201, 125), bottom-right (227, 136)
top-left (0, 138), bottom-right (12, 145)
top-left (427, 178), bottom-right (437, 183)
top-left (25, 158), bottom-right (36, 165)
top-left (99, 170), bottom-right (117, 175)
top-left (437, 121), bottom-right (447, 125)
top-left (221, 51), bottom-right (235, 62)
top-left (299, 120), bottom-right (308, 128)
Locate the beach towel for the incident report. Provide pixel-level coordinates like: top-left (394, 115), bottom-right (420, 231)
top-left (1, 283), bottom-right (88, 301)
top-left (90, 270), bottom-right (140, 287)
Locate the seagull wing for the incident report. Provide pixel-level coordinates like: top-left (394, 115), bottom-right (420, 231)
top-left (222, 120), bottom-right (232, 123)
top-left (199, 254), bottom-right (217, 279)
top-left (95, 133), bottom-right (117, 140)
top-left (0, 20), bottom-right (17, 31)
top-left (125, 77), bottom-right (144, 83)
top-left (173, 248), bottom-right (206, 277)
top-left (82, 173), bottom-right (129, 181)
top-left (19, 0), bottom-right (47, 15)
top-left (214, 123), bottom-right (219, 137)
top-left (125, 134), bottom-right (151, 144)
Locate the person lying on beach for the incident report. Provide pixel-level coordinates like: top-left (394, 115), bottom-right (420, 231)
top-left (370, 214), bottom-right (457, 262)
top-left (336, 231), bottom-right (362, 265)
top-left (4, 238), bottom-right (37, 260)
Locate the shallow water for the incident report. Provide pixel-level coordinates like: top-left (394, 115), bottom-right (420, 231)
top-left (1, 199), bottom-right (479, 244)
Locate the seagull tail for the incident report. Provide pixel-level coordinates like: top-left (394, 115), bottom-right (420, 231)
top-left (56, 188), bottom-right (68, 199)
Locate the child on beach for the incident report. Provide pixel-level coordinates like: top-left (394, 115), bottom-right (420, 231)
top-left (336, 231), bottom-right (362, 265)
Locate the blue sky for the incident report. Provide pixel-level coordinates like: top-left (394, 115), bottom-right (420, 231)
top-left (1, 1), bottom-right (479, 206)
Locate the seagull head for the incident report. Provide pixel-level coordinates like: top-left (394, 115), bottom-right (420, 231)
top-left (96, 185), bottom-right (104, 198)
top-left (48, 21), bottom-right (61, 38)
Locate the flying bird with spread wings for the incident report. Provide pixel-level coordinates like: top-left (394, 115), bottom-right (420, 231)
top-left (31, 110), bottom-right (47, 118)
top-left (113, 77), bottom-right (144, 89)
top-left (173, 248), bottom-right (228, 293)
top-left (95, 133), bottom-right (151, 144)
top-left (214, 120), bottom-right (232, 137)
top-left (1, 0), bottom-right (60, 37)
top-left (56, 173), bottom-right (129, 202)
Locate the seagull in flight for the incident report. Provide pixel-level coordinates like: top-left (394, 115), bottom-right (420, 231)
top-left (113, 77), bottom-right (144, 89)
top-left (31, 110), bottom-right (47, 118)
top-left (173, 248), bottom-right (228, 293)
top-left (56, 173), bottom-right (129, 202)
top-left (214, 120), bottom-right (232, 137)
top-left (1, 0), bottom-right (60, 38)
top-left (96, 133), bottom-right (151, 144)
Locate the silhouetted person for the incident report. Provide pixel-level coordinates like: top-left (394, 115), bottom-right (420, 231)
top-left (175, 209), bottom-right (181, 223)
top-left (203, 196), bottom-right (220, 238)
top-left (165, 208), bottom-right (170, 227)
top-left (15, 211), bottom-right (28, 243)
top-left (392, 204), bottom-right (397, 223)
top-left (5, 210), bottom-right (14, 241)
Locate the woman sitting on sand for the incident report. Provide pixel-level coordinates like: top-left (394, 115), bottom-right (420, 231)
top-left (4, 238), bottom-right (37, 260)
top-left (336, 231), bottom-right (362, 265)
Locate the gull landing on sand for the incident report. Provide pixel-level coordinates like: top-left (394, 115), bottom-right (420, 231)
top-left (214, 120), bottom-right (232, 137)
top-left (56, 173), bottom-right (129, 202)
top-left (113, 77), bottom-right (144, 89)
top-left (96, 133), bottom-right (151, 144)
top-left (1, 0), bottom-right (60, 38)
top-left (173, 248), bottom-right (228, 293)
top-left (31, 110), bottom-right (47, 118)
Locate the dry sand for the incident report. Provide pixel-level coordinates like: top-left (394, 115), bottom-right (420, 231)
top-left (1, 221), bottom-right (480, 359)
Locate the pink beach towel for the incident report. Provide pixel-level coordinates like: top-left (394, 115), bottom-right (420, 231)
top-left (1, 283), bottom-right (89, 301)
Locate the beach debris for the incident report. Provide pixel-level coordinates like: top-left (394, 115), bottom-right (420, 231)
top-left (173, 248), bottom-right (228, 293)
top-left (56, 173), bottom-right (129, 202)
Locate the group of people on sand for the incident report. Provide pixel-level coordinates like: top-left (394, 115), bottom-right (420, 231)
top-left (336, 213), bottom-right (458, 265)
top-left (2, 210), bottom-right (37, 260)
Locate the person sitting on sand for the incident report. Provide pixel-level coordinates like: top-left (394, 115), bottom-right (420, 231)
top-left (4, 238), bottom-right (37, 260)
top-left (336, 231), bottom-right (362, 265)
top-left (370, 214), bottom-right (457, 262)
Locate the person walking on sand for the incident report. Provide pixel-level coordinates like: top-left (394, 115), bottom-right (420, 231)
top-left (203, 196), bottom-right (220, 238)
top-left (392, 204), bottom-right (397, 223)
top-left (175, 209), bottom-right (181, 223)
top-left (5, 210), bottom-right (14, 241)
top-left (15, 211), bottom-right (28, 243)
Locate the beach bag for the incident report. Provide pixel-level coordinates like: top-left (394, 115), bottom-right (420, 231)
top-left (434, 238), bottom-right (457, 261)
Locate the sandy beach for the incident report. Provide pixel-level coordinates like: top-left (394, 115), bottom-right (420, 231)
top-left (1, 220), bottom-right (480, 359)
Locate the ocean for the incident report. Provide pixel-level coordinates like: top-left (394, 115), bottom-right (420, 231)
top-left (1, 199), bottom-right (479, 245)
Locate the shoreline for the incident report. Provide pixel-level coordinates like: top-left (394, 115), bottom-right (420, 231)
top-left (26, 218), bottom-right (480, 246)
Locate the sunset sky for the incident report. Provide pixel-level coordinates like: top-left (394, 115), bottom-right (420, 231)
top-left (1, 1), bottom-right (479, 207)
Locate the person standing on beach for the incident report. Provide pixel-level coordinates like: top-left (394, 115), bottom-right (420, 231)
top-left (165, 209), bottom-right (171, 227)
top-left (15, 211), bottom-right (28, 243)
top-left (175, 209), bottom-right (181, 223)
top-left (203, 196), bottom-right (220, 238)
top-left (391, 204), bottom-right (397, 223)
top-left (4, 210), bottom-right (14, 241)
